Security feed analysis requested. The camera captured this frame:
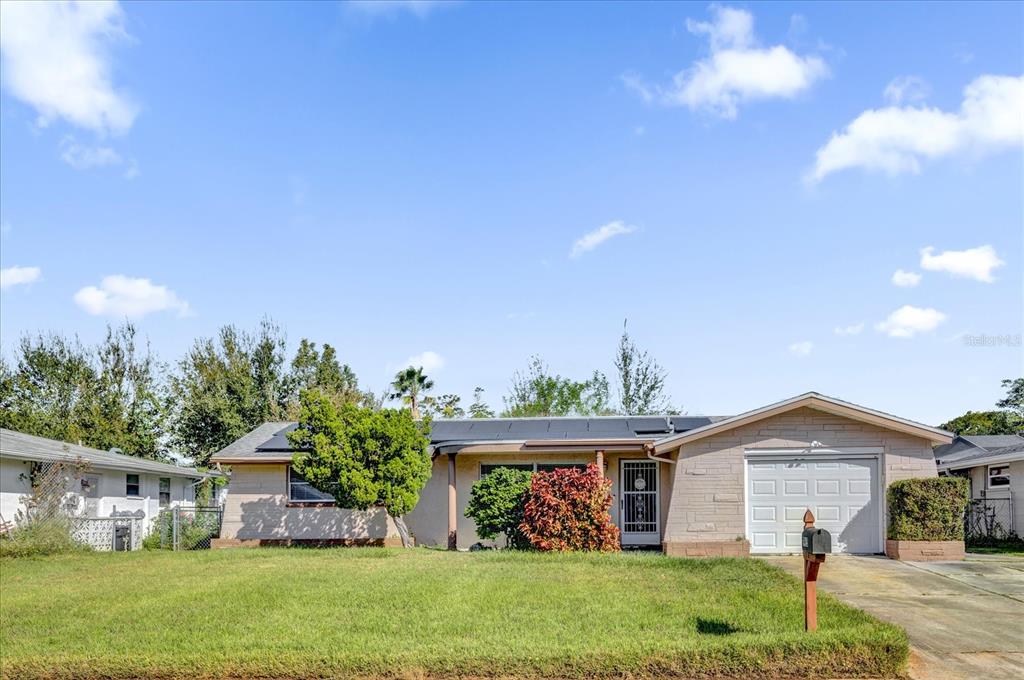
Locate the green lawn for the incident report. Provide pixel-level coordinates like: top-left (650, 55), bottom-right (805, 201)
top-left (0, 548), bottom-right (907, 679)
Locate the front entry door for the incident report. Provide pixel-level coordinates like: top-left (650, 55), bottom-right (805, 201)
top-left (620, 460), bottom-right (659, 545)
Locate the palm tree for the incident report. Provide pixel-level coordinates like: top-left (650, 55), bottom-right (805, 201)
top-left (389, 366), bottom-right (434, 419)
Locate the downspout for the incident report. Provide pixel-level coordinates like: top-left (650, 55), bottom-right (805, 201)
top-left (644, 442), bottom-right (676, 464)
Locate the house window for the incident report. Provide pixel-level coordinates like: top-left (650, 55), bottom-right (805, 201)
top-left (480, 464), bottom-right (533, 478)
top-left (988, 465), bottom-right (1010, 488)
top-left (287, 466), bottom-right (336, 503)
top-left (126, 474), bottom-right (140, 497)
top-left (536, 463), bottom-right (589, 474)
top-left (159, 478), bottom-right (171, 507)
top-left (480, 462), bottom-right (588, 478)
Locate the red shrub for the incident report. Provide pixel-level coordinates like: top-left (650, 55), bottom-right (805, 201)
top-left (519, 463), bottom-right (620, 552)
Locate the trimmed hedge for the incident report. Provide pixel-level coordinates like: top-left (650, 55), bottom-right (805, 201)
top-left (887, 477), bottom-right (969, 541)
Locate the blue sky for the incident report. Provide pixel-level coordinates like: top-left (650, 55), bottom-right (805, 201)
top-left (1, 1), bottom-right (1021, 425)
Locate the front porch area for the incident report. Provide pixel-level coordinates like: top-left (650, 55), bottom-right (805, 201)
top-left (405, 445), bottom-right (676, 551)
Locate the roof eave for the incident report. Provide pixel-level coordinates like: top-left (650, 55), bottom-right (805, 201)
top-left (653, 392), bottom-right (953, 453)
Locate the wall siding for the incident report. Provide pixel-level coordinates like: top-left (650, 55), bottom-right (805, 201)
top-left (664, 407), bottom-right (937, 545)
top-left (220, 464), bottom-right (398, 541)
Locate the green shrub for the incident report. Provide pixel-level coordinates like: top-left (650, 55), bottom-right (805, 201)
top-left (466, 466), bottom-right (533, 549)
top-left (0, 520), bottom-right (91, 558)
top-left (887, 477), bottom-right (969, 541)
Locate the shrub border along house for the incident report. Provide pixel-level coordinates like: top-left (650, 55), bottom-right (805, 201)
top-left (885, 477), bottom-right (969, 561)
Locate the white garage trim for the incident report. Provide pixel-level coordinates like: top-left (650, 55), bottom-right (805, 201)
top-left (743, 448), bottom-right (884, 554)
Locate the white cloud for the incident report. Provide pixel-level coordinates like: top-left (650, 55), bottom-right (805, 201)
top-left (60, 136), bottom-right (122, 169)
top-left (0, 1), bottom-right (138, 135)
top-left (1, 265), bottom-right (42, 289)
top-left (891, 269), bottom-right (922, 287)
top-left (875, 305), bottom-right (947, 338)
top-left (833, 323), bottom-right (864, 336)
top-left (570, 221), bottom-right (637, 258)
top-left (621, 72), bottom-right (654, 104)
top-left (345, 1), bottom-right (451, 19)
top-left (788, 340), bottom-right (813, 356)
top-left (74, 275), bottom-right (190, 318)
top-left (653, 5), bottom-right (828, 119)
top-left (401, 350), bottom-right (445, 374)
top-left (920, 245), bottom-right (1005, 283)
top-left (809, 74), bottom-right (1024, 182)
top-left (883, 76), bottom-right (930, 105)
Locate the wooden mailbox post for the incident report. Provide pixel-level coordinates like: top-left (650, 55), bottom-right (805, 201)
top-left (801, 509), bottom-right (829, 632)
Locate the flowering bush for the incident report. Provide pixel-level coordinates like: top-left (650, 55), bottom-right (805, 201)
top-left (520, 463), bottom-right (620, 552)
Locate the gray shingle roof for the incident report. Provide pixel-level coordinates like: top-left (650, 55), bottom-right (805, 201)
top-left (210, 422), bottom-right (297, 461)
top-left (0, 429), bottom-right (215, 478)
top-left (211, 415), bottom-right (725, 461)
top-left (935, 434), bottom-right (1024, 468)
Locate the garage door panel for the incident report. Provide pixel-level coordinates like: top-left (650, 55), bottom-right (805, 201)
top-left (815, 479), bottom-right (840, 494)
top-left (747, 456), bottom-right (880, 554)
top-left (783, 480), bottom-right (807, 495)
top-left (784, 506), bottom-right (805, 521)
top-left (816, 505), bottom-right (841, 522)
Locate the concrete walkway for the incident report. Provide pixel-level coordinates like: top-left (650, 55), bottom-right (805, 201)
top-left (762, 554), bottom-right (1024, 680)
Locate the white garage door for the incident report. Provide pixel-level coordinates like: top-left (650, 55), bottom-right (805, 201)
top-left (746, 457), bottom-right (881, 554)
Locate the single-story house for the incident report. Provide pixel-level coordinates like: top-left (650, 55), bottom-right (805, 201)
top-left (0, 428), bottom-right (219, 544)
top-left (211, 392), bottom-right (952, 555)
top-left (936, 433), bottom-right (1023, 536)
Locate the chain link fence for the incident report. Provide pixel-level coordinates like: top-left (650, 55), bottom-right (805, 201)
top-left (150, 506), bottom-right (223, 550)
top-left (965, 497), bottom-right (1015, 540)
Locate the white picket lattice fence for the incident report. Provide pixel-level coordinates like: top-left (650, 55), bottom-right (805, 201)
top-left (71, 517), bottom-right (144, 551)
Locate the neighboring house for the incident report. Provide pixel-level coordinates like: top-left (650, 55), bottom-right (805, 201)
top-left (936, 434), bottom-right (1023, 537)
top-left (211, 392), bottom-right (952, 555)
top-left (0, 428), bottom-right (218, 538)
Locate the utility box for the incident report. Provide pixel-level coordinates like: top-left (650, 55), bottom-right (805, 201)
top-left (114, 525), bottom-right (131, 552)
top-left (802, 527), bottom-right (831, 556)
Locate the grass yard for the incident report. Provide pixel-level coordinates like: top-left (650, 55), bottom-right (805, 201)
top-left (0, 548), bottom-right (907, 679)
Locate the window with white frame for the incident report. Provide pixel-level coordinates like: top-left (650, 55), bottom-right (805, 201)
top-left (287, 466), bottom-right (336, 503)
top-left (126, 474), bottom-right (141, 497)
top-left (988, 465), bottom-right (1010, 488)
top-left (159, 477), bottom-right (171, 507)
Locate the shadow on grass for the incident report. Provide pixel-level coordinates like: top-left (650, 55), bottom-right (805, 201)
top-left (696, 618), bottom-right (740, 635)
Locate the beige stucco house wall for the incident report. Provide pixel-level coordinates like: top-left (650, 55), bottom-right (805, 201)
top-left (211, 393), bottom-right (951, 554)
top-left (218, 463), bottom-right (401, 546)
top-left (660, 406), bottom-right (936, 555)
top-left (406, 451), bottom-right (673, 550)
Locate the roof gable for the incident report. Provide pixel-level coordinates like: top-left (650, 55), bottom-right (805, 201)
top-left (653, 392), bottom-right (952, 453)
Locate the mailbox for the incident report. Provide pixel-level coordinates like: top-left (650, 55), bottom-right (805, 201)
top-left (801, 527), bottom-right (831, 555)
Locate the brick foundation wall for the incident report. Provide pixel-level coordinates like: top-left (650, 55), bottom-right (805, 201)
top-left (663, 540), bottom-right (751, 558)
top-left (885, 539), bottom-right (965, 561)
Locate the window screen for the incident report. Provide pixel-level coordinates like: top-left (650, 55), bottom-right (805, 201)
top-left (159, 477), bottom-right (171, 507)
top-left (126, 474), bottom-right (140, 497)
top-left (288, 467), bottom-right (336, 502)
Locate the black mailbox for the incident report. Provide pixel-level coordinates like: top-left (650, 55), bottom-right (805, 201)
top-left (114, 525), bottom-right (131, 552)
top-left (802, 527), bottom-right (831, 555)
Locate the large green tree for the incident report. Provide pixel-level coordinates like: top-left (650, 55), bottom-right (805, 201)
top-left (613, 320), bottom-right (671, 415)
top-left (502, 356), bottom-right (611, 417)
top-left (287, 389), bottom-right (432, 547)
top-left (422, 393), bottom-right (464, 419)
top-left (169, 319), bottom-right (289, 466)
top-left (468, 387), bottom-right (495, 419)
top-left (0, 324), bottom-right (168, 459)
top-left (389, 366), bottom-right (434, 419)
top-left (938, 377), bottom-right (1023, 435)
top-left (284, 339), bottom-right (362, 413)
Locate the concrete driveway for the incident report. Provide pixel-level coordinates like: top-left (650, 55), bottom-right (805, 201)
top-left (762, 554), bottom-right (1024, 680)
